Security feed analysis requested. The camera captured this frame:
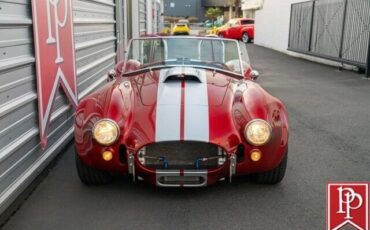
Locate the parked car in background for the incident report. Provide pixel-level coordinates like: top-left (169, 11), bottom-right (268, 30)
top-left (207, 26), bottom-right (219, 35)
top-left (217, 18), bottom-right (255, 43)
top-left (172, 23), bottom-right (190, 35)
top-left (212, 23), bottom-right (228, 35)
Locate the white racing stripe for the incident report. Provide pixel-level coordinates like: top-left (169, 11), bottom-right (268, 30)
top-left (155, 68), bottom-right (209, 142)
top-left (184, 69), bottom-right (209, 142)
top-left (155, 69), bottom-right (181, 142)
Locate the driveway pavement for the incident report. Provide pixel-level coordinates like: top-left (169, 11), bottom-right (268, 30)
top-left (3, 44), bottom-right (370, 230)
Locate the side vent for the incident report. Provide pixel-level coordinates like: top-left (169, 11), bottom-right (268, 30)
top-left (236, 144), bottom-right (245, 163)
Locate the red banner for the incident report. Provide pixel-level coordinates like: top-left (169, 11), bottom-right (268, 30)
top-left (32, 0), bottom-right (78, 148)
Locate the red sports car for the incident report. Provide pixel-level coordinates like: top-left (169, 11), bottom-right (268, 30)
top-left (74, 37), bottom-right (289, 187)
top-left (217, 18), bottom-right (255, 43)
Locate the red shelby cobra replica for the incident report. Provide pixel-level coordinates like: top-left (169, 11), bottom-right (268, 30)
top-left (75, 37), bottom-right (289, 187)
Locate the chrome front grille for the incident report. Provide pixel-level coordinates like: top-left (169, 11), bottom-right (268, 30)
top-left (138, 141), bottom-right (226, 169)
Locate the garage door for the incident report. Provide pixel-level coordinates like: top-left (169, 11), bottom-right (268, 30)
top-left (0, 0), bottom-right (117, 215)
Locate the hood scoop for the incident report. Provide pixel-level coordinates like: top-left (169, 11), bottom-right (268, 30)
top-left (162, 67), bottom-right (205, 83)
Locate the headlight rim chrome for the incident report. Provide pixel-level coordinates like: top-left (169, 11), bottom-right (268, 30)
top-left (244, 119), bottom-right (272, 146)
top-left (92, 118), bottom-right (120, 146)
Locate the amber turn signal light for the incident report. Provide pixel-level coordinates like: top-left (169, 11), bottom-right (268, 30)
top-left (102, 151), bottom-right (113, 161)
top-left (250, 150), bottom-right (262, 162)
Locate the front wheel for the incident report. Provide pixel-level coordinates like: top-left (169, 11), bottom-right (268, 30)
top-left (218, 33), bottom-right (224, 38)
top-left (251, 149), bottom-right (288, 184)
top-left (242, 32), bottom-right (250, 43)
top-left (76, 153), bottom-right (112, 185)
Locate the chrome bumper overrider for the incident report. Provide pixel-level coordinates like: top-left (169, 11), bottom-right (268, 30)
top-left (229, 153), bottom-right (236, 183)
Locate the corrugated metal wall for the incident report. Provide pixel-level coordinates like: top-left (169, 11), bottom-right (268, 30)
top-left (155, 1), bottom-right (160, 33)
top-left (0, 0), bottom-right (116, 213)
top-left (73, 0), bottom-right (116, 98)
top-left (139, 0), bottom-right (147, 35)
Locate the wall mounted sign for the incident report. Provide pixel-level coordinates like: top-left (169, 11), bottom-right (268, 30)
top-left (32, 0), bottom-right (78, 148)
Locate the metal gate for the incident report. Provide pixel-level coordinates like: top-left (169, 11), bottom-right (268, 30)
top-left (139, 0), bottom-right (147, 35)
top-left (288, 0), bottom-right (370, 77)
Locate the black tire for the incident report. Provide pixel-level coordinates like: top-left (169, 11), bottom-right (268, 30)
top-left (242, 32), bottom-right (249, 43)
top-left (251, 149), bottom-right (288, 184)
top-left (218, 33), bottom-right (224, 38)
top-left (76, 153), bottom-right (112, 185)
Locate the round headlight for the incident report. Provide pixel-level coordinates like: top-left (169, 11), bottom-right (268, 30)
top-left (244, 119), bottom-right (272, 146)
top-left (92, 119), bottom-right (119, 146)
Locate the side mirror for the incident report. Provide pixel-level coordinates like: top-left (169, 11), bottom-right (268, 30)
top-left (107, 69), bottom-right (116, 82)
top-left (250, 70), bottom-right (259, 81)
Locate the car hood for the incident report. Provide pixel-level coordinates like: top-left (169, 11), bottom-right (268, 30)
top-left (115, 67), bottom-right (244, 151)
top-left (134, 67), bottom-right (232, 107)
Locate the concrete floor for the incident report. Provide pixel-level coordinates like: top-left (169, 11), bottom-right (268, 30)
top-left (3, 45), bottom-right (370, 230)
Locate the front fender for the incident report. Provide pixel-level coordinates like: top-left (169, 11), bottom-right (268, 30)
top-left (74, 79), bottom-right (133, 172)
top-left (233, 81), bottom-right (289, 174)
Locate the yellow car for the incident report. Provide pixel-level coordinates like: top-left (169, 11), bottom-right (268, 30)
top-left (207, 24), bottom-right (228, 36)
top-left (172, 23), bottom-right (190, 35)
top-left (207, 26), bottom-right (219, 35)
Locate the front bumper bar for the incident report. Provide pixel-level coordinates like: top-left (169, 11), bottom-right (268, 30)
top-left (156, 170), bottom-right (208, 187)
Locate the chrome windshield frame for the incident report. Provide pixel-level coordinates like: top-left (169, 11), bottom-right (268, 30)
top-left (123, 36), bottom-right (245, 76)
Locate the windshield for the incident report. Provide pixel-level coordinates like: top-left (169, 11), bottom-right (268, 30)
top-left (124, 37), bottom-right (250, 75)
top-left (227, 19), bottom-right (238, 26)
top-left (241, 20), bottom-right (254, 25)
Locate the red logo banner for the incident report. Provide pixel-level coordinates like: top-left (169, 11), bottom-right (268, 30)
top-left (32, 0), bottom-right (78, 148)
top-left (327, 183), bottom-right (369, 230)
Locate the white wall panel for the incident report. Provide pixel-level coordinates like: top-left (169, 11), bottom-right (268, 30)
top-left (254, 0), bottom-right (306, 52)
